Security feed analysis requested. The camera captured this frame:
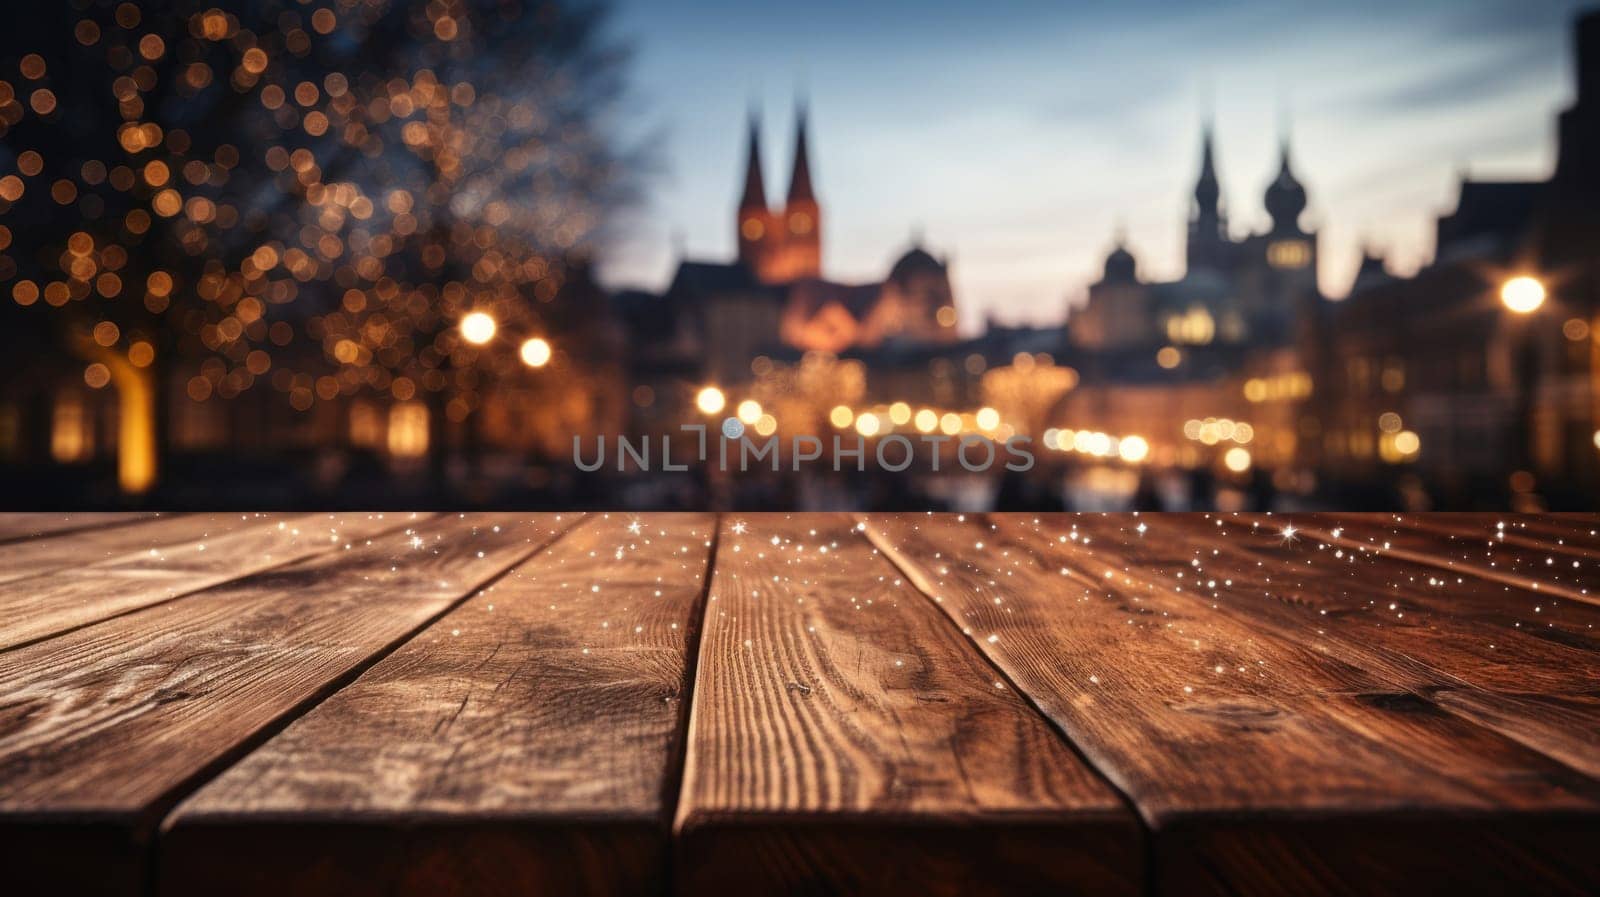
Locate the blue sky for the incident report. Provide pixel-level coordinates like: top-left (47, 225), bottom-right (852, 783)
top-left (599, 0), bottom-right (1589, 329)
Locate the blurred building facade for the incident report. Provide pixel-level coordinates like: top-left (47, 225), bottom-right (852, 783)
top-left (1046, 8), bottom-right (1600, 509)
top-left (4, 11), bottom-right (1599, 511)
top-left (615, 101), bottom-right (972, 424)
top-left (1305, 9), bottom-right (1600, 507)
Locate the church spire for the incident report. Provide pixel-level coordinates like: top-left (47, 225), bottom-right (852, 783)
top-left (736, 104), bottom-right (773, 277)
top-left (739, 105), bottom-right (768, 213)
top-left (1194, 124), bottom-right (1221, 218)
top-left (786, 99), bottom-right (815, 203)
top-left (1187, 121), bottom-right (1228, 272)
top-left (1264, 132), bottom-right (1307, 234)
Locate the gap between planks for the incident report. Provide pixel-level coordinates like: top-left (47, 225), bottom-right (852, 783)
top-left (0, 513), bottom-right (584, 897)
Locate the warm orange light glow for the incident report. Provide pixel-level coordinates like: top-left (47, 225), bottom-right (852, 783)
top-left (51, 393), bottom-right (90, 463)
top-left (1500, 276), bottom-right (1546, 314)
top-left (695, 386), bottom-right (726, 415)
top-left (1224, 447), bottom-right (1252, 472)
top-left (460, 311), bottom-right (497, 345)
top-left (1119, 436), bottom-right (1150, 463)
top-left (387, 402), bottom-right (430, 458)
top-left (519, 337), bottom-right (551, 368)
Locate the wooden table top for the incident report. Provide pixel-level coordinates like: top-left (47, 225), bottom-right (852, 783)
top-left (0, 512), bottom-right (1596, 897)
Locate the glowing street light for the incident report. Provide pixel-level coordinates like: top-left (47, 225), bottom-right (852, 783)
top-left (519, 337), bottom-right (552, 368)
top-left (695, 386), bottom-right (726, 415)
top-left (736, 399), bottom-right (763, 425)
top-left (1500, 275), bottom-right (1547, 314)
top-left (460, 311), bottom-right (497, 345)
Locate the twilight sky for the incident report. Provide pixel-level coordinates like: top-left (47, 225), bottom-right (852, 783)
top-left (598, 0), bottom-right (1589, 330)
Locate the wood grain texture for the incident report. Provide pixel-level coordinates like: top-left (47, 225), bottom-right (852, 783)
top-left (1233, 512), bottom-right (1600, 610)
top-left (1389, 512), bottom-right (1600, 562)
top-left (0, 512), bottom-right (574, 897)
top-left (677, 514), bottom-right (1139, 897)
top-left (160, 513), bottom-right (716, 897)
top-left (0, 513), bottom-right (282, 587)
top-left (0, 512), bottom-right (160, 544)
top-left (1099, 514), bottom-right (1600, 777)
top-left (0, 512), bottom-right (412, 651)
top-left (861, 513), bottom-right (1600, 897)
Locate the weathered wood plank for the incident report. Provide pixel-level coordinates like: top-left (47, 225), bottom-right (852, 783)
top-left (0, 513), bottom-right (288, 587)
top-left (861, 513), bottom-right (1600, 897)
top-left (677, 514), bottom-right (1140, 897)
top-left (1388, 512), bottom-right (1600, 562)
top-left (0, 512), bottom-right (161, 544)
top-left (1231, 513), bottom-right (1600, 610)
top-left (0, 512), bottom-right (409, 651)
top-left (1063, 513), bottom-right (1600, 781)
top-left (0, 512), bottom-right (575, 897)
top-left (160, 513), bottom-right (715, 897)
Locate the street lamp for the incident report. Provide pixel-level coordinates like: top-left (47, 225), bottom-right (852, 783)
top-left (1500, 275), bottom-right (1547, 314)
top-left (1498, 274), bottom-right (1548, 481)
top-left (519, 337), bottom-right (551, 368)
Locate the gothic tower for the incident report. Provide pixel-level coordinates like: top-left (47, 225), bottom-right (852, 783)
top-left (1186, 125), bottom-right (1229, 272)
top-left (736, 108), bottom-right (774, 276)
top-left (774, 100), bottom-right (822, 281)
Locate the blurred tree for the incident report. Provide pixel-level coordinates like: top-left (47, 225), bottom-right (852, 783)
top-left (0, 0), bottom-right (636, 495)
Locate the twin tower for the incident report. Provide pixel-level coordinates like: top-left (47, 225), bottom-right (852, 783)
top-left (736, 103), bottom-right (821, 285)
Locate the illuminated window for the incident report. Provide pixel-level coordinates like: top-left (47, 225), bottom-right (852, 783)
top-left (788, 211), bottom-right (812, 234)
top-left (348, 400), bottom-right (383, 448)
top-left (1244, 372), bottom-right (1314, 402)
top-left (51, 392), bottom-right (92, 463)
top-left (1165, 307), bottom-right (1215, 345)
top-left (1267, 240), bottom-right (1311, 269)
top-left (740, 217), bottom-right (765, 240)
top-left (387, 401), bottom-right (430, 457)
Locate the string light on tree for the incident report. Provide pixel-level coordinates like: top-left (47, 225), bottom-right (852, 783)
top-left (0, 1), bottom-right (630, 493)
top-left (460, 312), bottom-right (498, 346)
